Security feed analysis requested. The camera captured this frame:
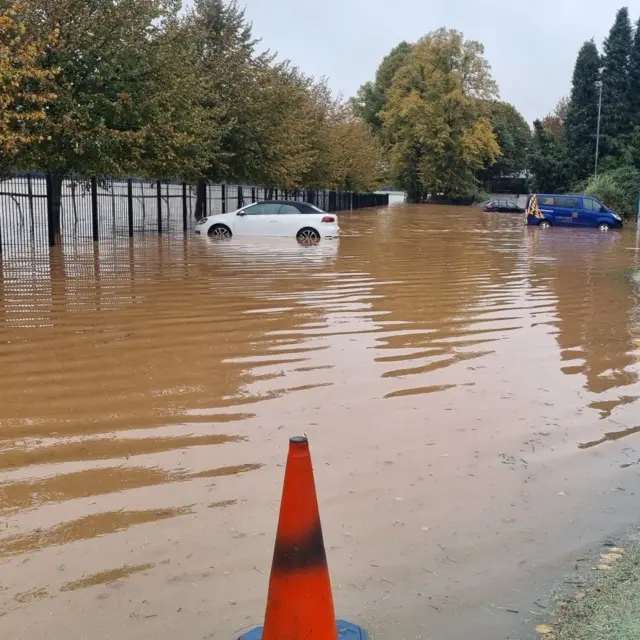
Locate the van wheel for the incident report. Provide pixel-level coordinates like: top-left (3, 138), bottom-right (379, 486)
top-left (597, 222), bottom-right (611, 231)
top-left (208, 224), bottom-right (232, 239)
top-left (539, 220), bottom-right (552, 229)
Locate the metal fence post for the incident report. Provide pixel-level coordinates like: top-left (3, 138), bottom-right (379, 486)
top-left (127, 179), bottom-right (134, 237)
top-left (27, 174), bottom-right (34, 232)
top-left (91, 176), bottom-right (99, 242)
top-left (196, 180), bottom-right (207, 219)
top-left (221, 184), bottom-right (226, 214)
top-left (251, 187), bottom-right (256, 203)
top-left (53, 175), bottom-right (61, 244)
top-left (237, 185), bottom-right (243, 209)
top-left (46, 172), bottom-right (55, 247)
top-left (156, 181), bottom-right (162, 235)
top-left (182, 183), bottom-right (188, 232)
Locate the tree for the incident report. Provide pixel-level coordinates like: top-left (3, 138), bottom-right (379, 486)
top-left (20, 0), bottom-right (209, 180)
top-left (184, 0), bottom-right (380, 192)
top-left (564, 40), bottom-right (601, 180)
top-left (482, 101), bottom-right (530, 179)
top-left (542, 97), bottom-right (569, 139)
top-left (0, 0), bottom-right (390, 198)
top-left (244, 63), bottom-right (317, 188)
top-left (330, 118), bottom-right (382, 191)
top-left (0, 2), bottom-right (57, 163)
top-left (313, 105), bottom-right (382, 191)
top-left (600, 7), bottom-right (633, 157)
top-left (627, 16), bottom-right (640, 129)
top-left (529, 120), bottom-right (570, 193)
top-left (185, 0), bottom-right (269, 184)
top-left (352, 42), bottom-right (413, 135)
top-left (381, 28), bottom-right (500, 201)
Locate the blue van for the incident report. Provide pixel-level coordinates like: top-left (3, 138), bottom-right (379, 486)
top-left (526, 194), bottom-right (623, 230)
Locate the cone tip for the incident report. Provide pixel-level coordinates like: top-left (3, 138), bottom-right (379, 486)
top-left (289, 435), bottom-right (308, 445)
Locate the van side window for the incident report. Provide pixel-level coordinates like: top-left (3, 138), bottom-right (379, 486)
top-left (556, 196), bottom-right (580, 209)
top-left (583, 198), bottom-right (598, 211)
top-left (539, 196), bottom-right (555, 206)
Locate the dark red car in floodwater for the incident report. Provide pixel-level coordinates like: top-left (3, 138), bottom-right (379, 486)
top-left (483, 199), bottom-right (525, 213)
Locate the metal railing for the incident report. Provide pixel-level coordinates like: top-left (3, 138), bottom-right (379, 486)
top-left (0, 175), bottom-right (389, 254)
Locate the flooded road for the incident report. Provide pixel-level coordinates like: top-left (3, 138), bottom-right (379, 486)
top-left (2, 205), bottom-right (640, 639)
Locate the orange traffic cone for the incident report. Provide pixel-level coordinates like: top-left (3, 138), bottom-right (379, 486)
top-left (238, 436), bottom-right (366, 639)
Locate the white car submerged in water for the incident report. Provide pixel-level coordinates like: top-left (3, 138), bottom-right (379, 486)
top-left (195, 200), bottom-right (339, 242)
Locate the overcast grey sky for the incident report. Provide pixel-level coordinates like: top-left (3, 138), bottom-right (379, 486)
top-left (238, 0), bottom-right (640, 124)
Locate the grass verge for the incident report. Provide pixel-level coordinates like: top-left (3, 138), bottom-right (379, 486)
top-left (536, 539), bottom-right (640, 640)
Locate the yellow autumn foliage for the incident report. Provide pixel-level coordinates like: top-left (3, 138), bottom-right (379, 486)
top-left (0, 2), bottom-right (57, 157)
top-left (381, 28), bottom-right (501, 201)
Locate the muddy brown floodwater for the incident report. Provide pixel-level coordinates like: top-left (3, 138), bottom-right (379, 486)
top-left (3, 205), bottom-right (640, 639)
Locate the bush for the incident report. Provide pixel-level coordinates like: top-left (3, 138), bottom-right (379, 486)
top-left (474, 190), bottom-right (491, 203)
top-left (582, 166), bottom-right (640, 217)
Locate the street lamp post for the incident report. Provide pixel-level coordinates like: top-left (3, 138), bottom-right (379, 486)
top-left (595, 80), bottom-right (603, 178)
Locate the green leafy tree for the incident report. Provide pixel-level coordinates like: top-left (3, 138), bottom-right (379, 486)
top-left (564, 40), bottom-right (601, 180)
top-left (381, 28), bottom-right (501, 201)
top-left (482, 101), bottom-right (530, 179)
top-left (184, 0), bottom-right (381, 193)
top-left (600, 7), bottom-right (632, 157)
top-left (20, 0), bottom-right (208, 179)
top-left (246, 63), bottom-right (317, 188)
top-left (304, 99), bottom-right (382, 191)
top-left (185, 0), bottom-right (269, 184)
top-left (529, 120), bottom-right (570, 193)
top-left (352, 42), bottom-right (413, 134)
top-left (328, 115), bottom-right (382, 191)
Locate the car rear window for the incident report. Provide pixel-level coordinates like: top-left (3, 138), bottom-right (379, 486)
top-left (298, 204), bottom-right (323, 213)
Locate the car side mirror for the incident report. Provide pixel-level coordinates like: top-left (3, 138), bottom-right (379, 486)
top-left (237, 211), bottom-right (246, 216)
top-left (601, 206), bottom-right (607, 213)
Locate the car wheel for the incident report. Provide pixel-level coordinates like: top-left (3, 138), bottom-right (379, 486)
top-left (297, 227), bottom-right (320, 244)
top-left (208, 224), bottom-right (232, 239)
top-left (597, 222), bottom-right (610, 231)
top-left (539, 220), bottom-right (552, 229)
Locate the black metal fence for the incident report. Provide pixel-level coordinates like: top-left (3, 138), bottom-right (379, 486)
top-left (0, 175), bottom-right (389, 254)
top-left (483, 177), bottom-right (529, 195)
